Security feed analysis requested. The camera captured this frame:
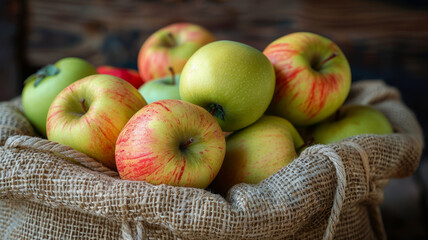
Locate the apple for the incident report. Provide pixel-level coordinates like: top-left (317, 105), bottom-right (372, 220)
top-left (115, 99), bottom-right (226, 189)
top-left (310, 104), bottom-right (394, 144)
top-left (179, 40), bottom-right (276, 132)
top-left (212, 115), bottom-right (303, 194)
top-left (260, 115), bottom-right (305, 149)
top-left (97, 65), bottom-right (144, 89)
top-left (22, 57), bottom-right (97, 136)
top-left (263, 32), bottom-right (352, 126)
top-left (46, 74), bottom-right (147, 170)
top-left (138, 67), bottom-right (181, 104)
top-left (138, 22), bottom-right (216, 82)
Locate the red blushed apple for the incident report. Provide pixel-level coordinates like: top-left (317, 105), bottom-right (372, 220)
top-left (97, 65), bottom-right (144, 89)
top-left (263, 32), bottom-right (351, 126)
top-left (47, 74), bottom-right (147, 170)
top-left (138, 22), bottom-right (216, 82)
top-left (115, 99), bottom-right (226, 189)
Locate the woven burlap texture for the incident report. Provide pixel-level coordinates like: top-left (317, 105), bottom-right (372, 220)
top-left (0, 80), bottom-right (424, 240)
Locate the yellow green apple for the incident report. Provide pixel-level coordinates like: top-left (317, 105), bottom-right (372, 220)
top-left (22, 57), bottom-right (97, 136)
top-left (263, 32), bottom-right (351, 126)
top-left (46, 74), bottom-right (147, 170)
top-left (179, 40), bottom-right (276, 132)
top-left (212, 115), bottom-right (303, 194)
top-left (138, 22), bottom-right (216, 83)
top-left (311, 104), bottom-right (394, 144)
top-left (115, 99), bottom-right (226, 188)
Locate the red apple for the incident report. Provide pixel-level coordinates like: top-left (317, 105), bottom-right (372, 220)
top-left (115, 99), bottom-right (226, 189)
top-left (263, 32), bottom-right (351, 126)
top-left (47, 74), bottom-right (147, 170)
top-left (97, 65), bottom-right (144, 89)
top-left (138, 22), bottom-right (216, 83)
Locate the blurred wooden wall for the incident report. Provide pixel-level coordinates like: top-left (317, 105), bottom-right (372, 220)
top-left (23, 0), bottom-right (428, 80)
top-left (0, 0), bottom-right (26, 101)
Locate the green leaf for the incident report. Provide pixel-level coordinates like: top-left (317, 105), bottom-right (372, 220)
top-left (33, 64), bottom-right (60, 87)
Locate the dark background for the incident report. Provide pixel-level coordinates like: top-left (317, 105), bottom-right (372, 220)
top-left (1, 0), bottom-right (427, 239)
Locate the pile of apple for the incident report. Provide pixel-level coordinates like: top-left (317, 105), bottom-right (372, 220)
top-left (21, 23), bottom-right (393, 194)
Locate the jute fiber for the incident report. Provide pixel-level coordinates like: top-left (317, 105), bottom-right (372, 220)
top-left (0, 80), bottom-right (424, 239)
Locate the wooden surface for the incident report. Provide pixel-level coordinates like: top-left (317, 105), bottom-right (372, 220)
top-left (0, 0), bottom-right (26, 101)
top-left (25, 0), bottom-right (428, 79)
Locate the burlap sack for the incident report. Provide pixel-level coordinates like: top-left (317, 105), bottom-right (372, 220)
top-left (0, 80), bottom-right (424, 240)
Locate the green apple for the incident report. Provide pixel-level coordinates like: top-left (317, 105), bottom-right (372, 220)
top-left (263, 32), bottom-right (351, 126)
top-left (179, 40), bottom-right (276, 132)
top-left (47, 74), bottom-right (147, 170)
top-left (311, 104), bottom-right (394, 144)
top-left (138, 68), bottom-right (181, 104)
top-left (115, 99), bottom-right (226, 189)
top-left (212, 115), bottom-right (303, 194)
top-left (22, 57), bottom-right (97, 136)
top-left (138, 22), bottom-right (216, 82)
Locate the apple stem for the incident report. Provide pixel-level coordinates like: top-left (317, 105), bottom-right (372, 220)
top-left (297, 136), bottom-right (314, 152)
top-left (167, 32), bottom-right (177, 47)
top-left (180, 137), bottom-right (194, 150)
top-left (168, 67), bottom-right (176, 85)
top-left (208, 103), bottom-right (225, 120)
top-left (317, 52), bottom-right (338, 70)
top-left (80, 98), bottom-right (88, 113)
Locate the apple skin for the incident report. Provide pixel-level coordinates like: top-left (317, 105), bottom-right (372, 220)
top-left (115, 99), bottom-right (226, 189)
top-left (138, 22), bottom-right (216, 83)
top-left (311, 104), bottom-right (394, 144)
top-left (260, 115), bottom-right (305, 149)
top-left (179, 40), bottom-right (276, 132)
top-left (46, 74), bottom-right (147, 170)
top-left (22, 57), bottom-right (97, 136)
top-left (263, 32), bottom-right (351, 126)
top-left (212, 115), bottom-right (303, 194)
top-left (97, 65), bottom-right (144, 89)
top-left (138, 74), bottom-right (181, 104)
